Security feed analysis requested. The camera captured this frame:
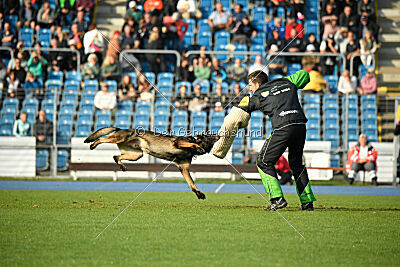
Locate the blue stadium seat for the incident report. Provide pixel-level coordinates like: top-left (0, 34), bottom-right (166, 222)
top-left (158, 82), bottom-right (173, 98)
top-left (232, 152), bottom-right (244, 164)
top-left (122, 72), bottom-right (137, 86)
top-left (236, 0), bottom-right (248, 9)
top-left (57, 120), bottom-right (73, 132)
top-left (77, 108), bottom-right (93, 121)
top-left (136, 101), bottom-right (152, 113)
top-left (135, 109), bottom-right (150, 122)
top-left (253, 20), bottom-right (266, 34)
top-left (57, 150), bottom-right (69, 171)
top-left (36, 149), bottom-right (49, 171)
top-left (215, 31), bottom-right (230, 46)
top-left (250, 45), bottom-right (264, 61)
top-left (157, 72), bottom-right (174, 84)
top-left (253, 7), bottom-right (267, 21)
top-left (212, 82), bottom-right (229, 93)
top-left (305, 20), bottom-right (319, 39)
top-left (324, 75), bottom-right (339, 93)
top-left (58, 108), bottom-right (74, 121)
top-left (144, 72), bottom-right (156, 84)
top-left (324, 113), bottom-right (339, 125)
top-left (304, 94), bottom-right (320, 104)
top-left (198, 32), bottom-right (212, 49)
top-left (65, 80), bottom-right (80, 91)
top-left (60, 99), bottom-right (77, 110)
top-left (118, 100), bottom-right (133, 111)
top-left (214, 44), bottom-right (229, 62)
top-left (360, 94), bottom-right (377, 105)
top-left (66, 71), bottom-right (82, 82)
top-left (276, 7), bottom-right (285, 18)
top-left (57, 128), bottom-right (72, 145)
top-left (191, 111), bottom-right (207, 124)
top-left (153, 121), bottom-right (168, 133)
top-left (172, 110), bottom-right (188, 123)
top-left (183, 18), bottom-right (195, 33)
top-left (38, 28), bottom-right (52, 44)
top-left (132, 120), bottom-right (150, 130)
top-left (198, 19), bottom-right (210, 33)
top-left (83, 80), bottom-right (99, 91)
top-left (233, 44), bottom-right (247, 61)
top-left (331, 154), bottom-right (340, 167)
top-left (19, 28), bottom-right (34, 47)
top-left (114, 119), bottom-right (131, 128)
top-left (183, 32), bottom-right (195, 48)
top-left (95, 110), bottom-right (111, 121)
top-left (287, 63), bottom-right (302, 75)
top-left (199, 0), bottom-right (212, 18)
top-left (5, 14), bottom-right (18, 32)
top-left (154, 109), bottom-right (170, 122)
top-left (48, 71), bottom-right (63, 81)
top-left (116, 109), bottom-right (132, 121)
top-left (74, 129), bottom-right (90, 137)
top-left (94, 119), bottom-right (111, 130)
top-left (252, 32), bottom-right (266, 46)
top-left (324, 134), bottom-right (340, 150)
top-left (22, 98), bottom-right (39, 111)
top-left (79, 99), bottom-right (94, 111)
top-left (2, 98), bottom-right (19, 111)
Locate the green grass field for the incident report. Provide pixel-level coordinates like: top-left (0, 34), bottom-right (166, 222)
top-left (1, 190), bottom-right (399, 266)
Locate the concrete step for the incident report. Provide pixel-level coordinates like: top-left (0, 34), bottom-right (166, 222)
top-left (380, 34), bottom-right (400, 42)
top-left (378, 59), bottom-right (400, 67)
top-left (96, 4), bottom-right (126, 16)
top-left (96, 17), bottom-right (124, 26)
top-left (378, 9), bottom-right (400, 18)
top-left (381, 132), bottom-right (394, 141)
top-left (378, 47), bottom-right (400, 56)
top-left (378, 73), bottom-right (400, 84)
top-left (378, 1), bottom-right (400, 9)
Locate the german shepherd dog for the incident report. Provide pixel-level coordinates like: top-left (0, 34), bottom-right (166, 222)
top-left (84, 127), bottom-right (219, 199)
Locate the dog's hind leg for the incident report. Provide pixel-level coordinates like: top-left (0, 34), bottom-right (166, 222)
top-left (176, 162), bottom-right (206, 200)
top-left (113, 150), bottom-right (143, 171)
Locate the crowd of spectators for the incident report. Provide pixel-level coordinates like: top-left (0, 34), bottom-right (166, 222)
top-left (0, 0), bottom-right (381, 120)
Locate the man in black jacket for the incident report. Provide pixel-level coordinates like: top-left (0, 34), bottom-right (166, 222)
top-left (236, 69), bottom-right (316, 210)
top-left (33, 110), bottom-right (53, 145)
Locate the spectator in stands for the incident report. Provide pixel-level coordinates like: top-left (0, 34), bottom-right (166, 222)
top-left (121, 25), bottom-right (136, 49)
top-left (267, 17), bottom-right (285, 39)
top-left (164, 12), bottom-right (188, 50)
top-left (4, 0), bottom-right (20, 16)
top-left (231, 16), bottom-right (257, 47)
top-left (33, 110), bottom-right (53, 145)
top-left (334, 27), bottom-right (349, 54)
top-left (37, 1), bottom-right (56, 28)
top-left (228, 58), bottom-right (247, 83)
top-left (345, 31), bottom-right (360, 75)
top-left (27, 51), bottom-right (48, 85)
top-left (83, 24), bottom-right (105, 64)
top-left (5, 71), bottom-right (20, 99)
top-left (359, 30), bottom-right (376, 66)
top-left (358, 0), bottom-right (375, 20)
top-left (81, 53), bottom-right (99, 80)
top-left (0, 62), bottom-right (5, 88)
top-left (48, 38), bottom-right (65, 71)
top-left (210, 57), bottom-right (227, 83)
top-left (276, 155), bottom-right (293, 185)
top-left (8, 58), bottom-right (26, 83)
top-left (305, 33), bottom-right (319, 51)
top-left (145, 27), bottom-right (166, 75)
top-left (77, 0), bottom-right (95, 17)
top-left (188, 84), bottom-right (209, 112)
top-left (289, 0), bottom-right (305, 22)
top-left (358, 68), bottom-right (377, 95)
top-left (229, 83), bottom-right (244, 107)
top-left (302, 44), bottom-right (320, 71)
top-left (143, 0), bottom-right (163, 15)
top-left (118, 74), bottom-right (136, 101)
top-left (137, 82), bottom-right (153, 102)
top-left (125, 1), bottom-right (142, 23)
top-left (55, 26), bottom-right (69, 48)
top-left (250, 54), bottom-right (263, 71)
top-left (321, 3), bottom-right (336, 22)
top-left (177, 57), bottom-right (195, 83)
top-left (23, 71), bottom-right (41, 98)
top-left (211, 83), bottom-right (228, 111)
top-left (13, 112), bottom-right (31, 137)
top-left (338, 70), bottom-right (357, 94)
top-left (1, 22), bottom-right (16, 49)
top-left (73, 10), bottom-right (89, 33)
top-left (58, 0), bottom-right (76, 26)
top-left (231, 4), bottom-right (246, 30)
top-left (175, 84), bottom-right (189, 110)
top-left (320, 34), bottom-right (338, 75)
top-left (19, 0), bottom-right (38, 28)
top-left (285, 16), bottom-right (303, 40)
top-left (356, 15), bottom-right (379, 42)
top-left (339, 5), bottom-right (357, 32)
top-left (346, 133), bottom-right (378, 185)
top-left (105, 31), bottom-right (121, 60)
top-left (267, 28), bottom-right (285, 51)
top-left (197, 45), bottom-right (211, 65)
top-left (194, 57), bottom-right (211, 82)
top-left (322, 15), bottom-right (339, 40)
top-left (65, 39), bottom-right (79, 71)
top-left (177, 0), bottom-right (200, 19)
top-left (268, 44), bottom-right (284, 75)
top-left (101, 56), bottom-right (121, 82)
top-left (303, 64), bottom-right (327, 93)
top-left (94, 83), bottom-right (117, 111)
top-left (120, 44), bottom-right (141, 73)
top-left (71, 23), bottom-right (84, 51)
top-left (207, 2), bottom-right (232, 34)
top-left (286, 28), bottom-right (304, 52)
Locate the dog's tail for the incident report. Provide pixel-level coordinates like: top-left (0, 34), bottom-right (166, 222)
top-left (84, 127), bottom-right (120, 143)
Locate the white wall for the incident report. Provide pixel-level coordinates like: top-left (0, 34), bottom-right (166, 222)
top-left (0, 137), bottom-right (36, 177)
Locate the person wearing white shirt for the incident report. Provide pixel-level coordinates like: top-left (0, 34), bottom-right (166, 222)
top-left (338, 70), bottom-right (357, 94)
top-left (94, 83), bottom-right (117, 111)
top-left (207, 2), bottom-right (232, 34)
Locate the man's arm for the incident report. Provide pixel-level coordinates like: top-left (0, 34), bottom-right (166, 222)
top-left (285, 69), bottom-right (310, 89)
top-left (236, 94), bottom-right (259, 114)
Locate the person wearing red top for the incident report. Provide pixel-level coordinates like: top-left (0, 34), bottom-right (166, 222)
top-left (285, 16), bottom-right (303, 40)
top-left (143, 0), bottom-right (163, 14)
top-left (346, 134), bottom-right (378, 185)
top-left (275, 155), bottom-right (293, 185)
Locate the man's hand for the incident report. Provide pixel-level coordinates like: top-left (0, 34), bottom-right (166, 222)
top-left (358, 159), bottom-right (366, 164)
top-left (38, 135), bottom-right (46, 142)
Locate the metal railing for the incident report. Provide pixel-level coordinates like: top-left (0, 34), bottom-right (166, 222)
top-left (186, 50), bottom-right (259, 62)
top-left (21, 47), bottom-right (81, 71)
top-left (349, 53), bottom-right (376, 77)
top-left (120, 49), bottom-right (182, 69)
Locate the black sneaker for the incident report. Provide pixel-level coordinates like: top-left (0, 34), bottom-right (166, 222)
top-left (372, 178), bottom-right (378, 186)
top-left (348, 178), bottom-right (354, 185)
top-left (301, 202), bottom-right (314, 211)
top-left (267, 197), bottom-right (288, 210)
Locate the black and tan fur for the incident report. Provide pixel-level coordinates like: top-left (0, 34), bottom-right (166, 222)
top-left (84, 127), bottom-right (219, 199)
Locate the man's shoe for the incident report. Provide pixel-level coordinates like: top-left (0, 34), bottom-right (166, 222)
top-left (301, 202), bottom-right (314, 211)
top-left (348, 178), bottom-right (354, 185)
top-left (268, 197), bottom-right (288, 210)
top-left (372, 178), bottom-right (378, 186)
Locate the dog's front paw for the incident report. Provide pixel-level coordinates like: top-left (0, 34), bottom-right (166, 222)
top-left (195, 146), bottom-right (206, 154)
top-left (90, 143), bottom-right (96, 150)
top-left (120, 165), bottom-right (127, 172)
top-left (195, 191), bottom-right (206, 200)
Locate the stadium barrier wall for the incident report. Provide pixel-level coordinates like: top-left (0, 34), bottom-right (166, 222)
top-left (0, 137), bottom-right (36, 177)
